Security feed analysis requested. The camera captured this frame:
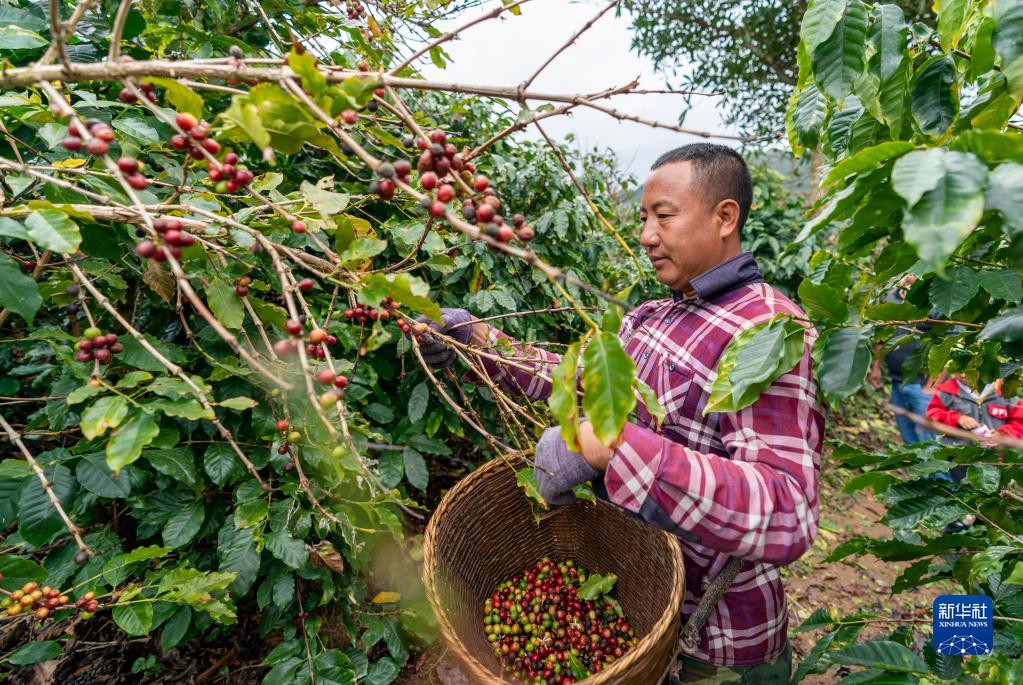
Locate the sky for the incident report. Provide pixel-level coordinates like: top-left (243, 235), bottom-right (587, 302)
top-left (411, 0), bottom-right (741, 180)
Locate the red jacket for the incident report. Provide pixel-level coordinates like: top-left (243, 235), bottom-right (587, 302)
top-left (925, 378), bottom-right (1023, 440)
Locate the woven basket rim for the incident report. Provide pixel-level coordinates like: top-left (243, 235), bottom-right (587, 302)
top-left (423, 456), bottom-right (686, 684)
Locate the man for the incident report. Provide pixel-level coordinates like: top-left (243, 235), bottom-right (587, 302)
top-left (417, 144), bottom-right (823, 684)
top-left (868, 275), bottom-right (937, 444)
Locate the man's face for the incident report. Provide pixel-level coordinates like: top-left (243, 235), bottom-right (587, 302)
top-left (639, 161), bottom-right (738, 293)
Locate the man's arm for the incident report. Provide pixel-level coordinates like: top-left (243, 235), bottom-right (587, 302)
top-left (472, 324), bottom-right (563, 401)
top-left (580, 351), bottom-right (823, 566)
top-left (926, 379), bottom-right (964, 428)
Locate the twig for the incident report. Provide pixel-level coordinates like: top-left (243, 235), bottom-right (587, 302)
top-left (108, 0), bottom-right (134, 61)
top-left (0, 413), bottom-right (93, 557)
top-left (519, 0), bottom-right (619, 92)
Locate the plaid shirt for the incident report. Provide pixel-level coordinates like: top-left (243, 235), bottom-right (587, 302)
top-left (479, 254), bottom-right (824, 666)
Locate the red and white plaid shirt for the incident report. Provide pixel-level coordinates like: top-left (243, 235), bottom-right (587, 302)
top-left (479, 254), bottom-right (824, 666)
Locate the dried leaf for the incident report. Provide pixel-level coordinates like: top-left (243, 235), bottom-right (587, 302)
top-left (309, 540), bottom-right (345, 574)
top-left (143, 261), bottom-right (176, 303)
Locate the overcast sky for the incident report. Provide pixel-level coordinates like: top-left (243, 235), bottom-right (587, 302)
top-left (413, 0), bottom-right (740, 180)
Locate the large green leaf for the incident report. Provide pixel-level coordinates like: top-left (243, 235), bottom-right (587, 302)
top-left (822, 141), bottom-right (913, 188)
top-left (142, 77), bottom-right (204, 117)
top-left (978, 268), bottom-right (1023, 303)
top-left (113, 601), bottom-right (154, 636)
top-left (106, 412), bottom-right (160, 473)
top-left (986, 162), bottom-right (1023, 234)
top-left (993, 0), bottom-right (1023, 99)
top-left (359, 273), bottom-right (441, 323)
top-left (797, 279), bottom-right (849, 321)
top-left (577, 572), bottom-right (617, 600)
top-left (812, 0), bottom-right (868, 101)
top-left (0, 555), bottom-right (47, 591)
top-left (163, 502), bottom-right (204, 547)
top-left (76, 453), bottom-right (132, 498)
top-left (549, 342), bottom-right (582, 450)
top-left (979, 306), bottom-right (1023, 341)
top-left (265, 529), bottom-right (307, 569)
top-left (706, 317), bottom-right (806, 413)
top-left (935, 0), bottom-right (971, 54)
top-left (929, 267), bottom-right (980, 315)
top-left (791, 84), bottom-right (828, 150)
top-left (205, 278), bottom-right (245, 329)
top-left (832, 639), bottom-right (929, 673)
top-left (204, 443), bottom-right (243, 486)
top-left (145, 448), bottom-right (197, 485)
top-left (910, 56), bottom-right (959, 137)
top-left (901, 151), bottom-right (987, 268)
top-left (819, 326), bottom-right (874, 405)
top-left (0, 25), bottom-right (46, 50)
top-left (801, 0), bottom-right (847, 52)
top-left (0, 252), bottom-right (42, 324)
top-left (338, 238), bottom-right (386, 268)
top-left (4, 640), bottom-right (61, 665)
top-left (17, 464), bottom-right (76, 546)
top-left (24, 209), bottom-right (81, 254)
top-left (217, 519), bottom-right (259, 595)
top-left (301, 180), bottom-right (350, 219)
top-left (581, 332), bottom-right (636, 446)
top-left (81, 395), bottom-right (130, 440)
top-left (891, 148), bottom-right (946, 207)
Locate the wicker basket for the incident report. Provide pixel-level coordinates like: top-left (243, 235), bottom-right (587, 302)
top-left (423, 457), bottom-right (686, 684)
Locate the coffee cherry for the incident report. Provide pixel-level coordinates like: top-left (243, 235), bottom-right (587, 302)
top-left (420, 171), bottom-right (438, 190)
top-left (475, 203), bottom-right (495, 223)
top-left (117, 157), bottom-right (139, 173)
top-left (518, 226), bottom-right (535, 241)
top-left (333, 375), bottom-right (348, 389)
top-left (437, 184), bottom-right (454, 203)
top-left (474, 175), bottom-right (489, 192)
top-left (285, 319), bottom-right (302, 336)
top-left (84, 327), bottom-right (102, 340)
top-left (86, 138), bottom-right (109, 156)
top-left (291, 220), bottom-right (307, 233)
top-left (234, 169), bottom-right (253, 185)
top-left (430, 201), bottom-right (446, 217)
top-left (497, 226), bottom-right (514, 242)
top-left (377, 162), bottom-right (395, 178)
top-left (298, 278), bottom-right (314, 291)
top-left (176, 112), bottom-right (199, 131)
top-left (66, 284), bottom-right (80, 296)
top-left (224, 152), bottom-right (240, 165)
top-left (74, 550), bottom-right (89, 565)
top-left (341, 109), bottom-right (358, 125)
top-left (62, 136), bottom-right (83, 151)
top-left (512, 214), bottom-right (525, 227)
top-left (462, 206), bottom-right (476, 221)
top-left (135, 240), bottom-right (155, 257)
top-left (357, 60), bottom-right (369, 71)
top-left (394, 159), bottom-right (411, 177)
top-left (276, 419), bottom-right (289, 432)
top-left (94, 126), bottom-right (116, 142)
top-left (235, 285), bottom-right (249, 296)
top-left (429, 130), bottom-right (446, 144)
top-left (202, 138), bottom-right (221, 155)
top-left (309, 329), bottom-right (327, 344)
top-left (316, 369), bottom-right (334, 384)
top-left (126, 173), bottom-right (149, 190)
top-left (170, 134), bottom-right (188, 150)
top-left (118, 88), bottom-right (138, 104)
top-left (319, 391), bottom-right (339, 408)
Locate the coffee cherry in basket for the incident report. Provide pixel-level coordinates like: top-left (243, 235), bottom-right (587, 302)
top-left (482, 557), bottom-right (638, 683)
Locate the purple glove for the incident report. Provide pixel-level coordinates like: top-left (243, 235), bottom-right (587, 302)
top-left (534, 426), bottom-right (600, 505)
top-left (415, 308), bottom-right (473, 369)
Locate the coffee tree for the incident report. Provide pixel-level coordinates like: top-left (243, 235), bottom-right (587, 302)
top-left (705, 0), bottom-right (1023, 682)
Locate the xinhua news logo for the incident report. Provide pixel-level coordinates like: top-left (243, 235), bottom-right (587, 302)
top-left (933, 595), bottom-right (994, 656)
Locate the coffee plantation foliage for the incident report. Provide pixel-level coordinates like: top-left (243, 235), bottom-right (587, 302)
top-left (708, 0), bottom-right (1023, 682)
top-left (0, 0), bottom-right (669, 681)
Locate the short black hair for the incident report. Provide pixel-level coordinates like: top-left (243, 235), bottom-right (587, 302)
top-left (651, 144), bottom-right (753, 230)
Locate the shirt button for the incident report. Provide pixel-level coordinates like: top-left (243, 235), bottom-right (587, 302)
top-left (669, 363), bottom-right (675, 371)
top-left (665, 316), bottom-right (673, 323)
top-left (642, 352), bottom-right (650, 359)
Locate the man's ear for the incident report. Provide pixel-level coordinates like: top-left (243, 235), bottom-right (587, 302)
top-left (715, 198), bottom-right (741, 238)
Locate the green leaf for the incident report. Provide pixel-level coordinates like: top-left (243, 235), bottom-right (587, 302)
top-left (217, 396), bottom-right (257, 410)
top-left (338, 238), bottom-right (386, 267)
top-left (902, 151), bottom-right (987, 269)
top-left (891, 148), bottom-right (946, 207)
top-left (18, 464), bottom-right (75, 546)
top-left (986, 162), bottom-right (1023, 234)
top-left (81, 396), bottom-right (130, 440)
top-left (106, 412), bottom-right (160, 473)
top-left (966, 464), bottom-right (1001, 493)
top-left (222, 100), bottom-right (271, 149)
top-left (798, 279), bottom-right (849, 321)
top-left (566, 652), bottom-right (588, 680)
top-left (515, 467), bottom-right (544, 506)
top-left (993, 0), bottom-right (1023, 99)
top-left (145, 448), bottom-right (197, 485)
top-left (791, 84), bottom-right (828, 150)
top-left (549, 342), bottom-right (582, 449)
top-left (24, 209), bottom-right (81, 254)
top-left (301, 180), bottom-right (349, 219)
top-left (832, 639), bottom-right (929, 673)
top-left (113, 601), bottom-right (154, 636)
top-left (161, 607), bottom-right (192, 651)
top-left (217, 520), bottom-right (259, 595)
top-left (0, 252), bottom-right (42, 324)
top-left (76, 452), bottom-right (132, 498)
top-left (407, 382), bottom-right (429, 423)
top-left (978, 269), bottom-right (1023, 303)
top-left (248, 298), bottom-right (287, 329)
top-left (819, 326), bottom-right (873, 405)
top-left (4, 640), bottom-right (61, 665)
top-left (112, 117), bottom-right (160, 145)
top-left (0, 555), bottom-right (47, 592)
top-left (929, 268), bottom-right (980, 315)
top-left (706, 318), bottom-right (805, 413)
top-left (145, 398), bottom-right (211, 421)
top-left (581, 332), bottom-right (636, 446)
top-left (633, 377), bottom-right (665, 427)
top-left (935, 0), bottom-right (970, 53)
top-left (910, 56), bottom-right (959, 137)
top-left (822, 141), bottom-right (914, 188)
top-left (204, 444), bottom-right (243, 486)
top-left (205, 278), bottom-right (245, 329)
top-left (265, 529), bottom-right (307, 569)
top-left (979, 306), bottom-right (1023, 341)
top-left (1005, 561), bottom-right (1023, 585)
top-left (403, 449), bottom-right (428, 491)
top-left (359, 273), bottom-right (441, 323)
top-left (142, 77), bottom-right (203, 117)
top-left (365, 657), bottom-right (399, 685)
top-left (801, 0), bottom-right (847, 53)
top-left (812, 0), bottom-right (868, 101)
top-left (163, 502), bottom-right (204, 547)
top-left (102, 546), bottom-right (172, 586)
top-left (0, 25), bottom-right (46, 50)
top-left (577, 572), bottom-right (617, 600)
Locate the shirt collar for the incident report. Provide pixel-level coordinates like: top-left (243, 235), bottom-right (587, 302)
top-left (671, 252), bottom-right (764, 303)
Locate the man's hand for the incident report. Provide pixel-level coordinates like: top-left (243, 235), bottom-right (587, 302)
top-left (412, 308), bottom-right (474, 369)
top-left (957, 415), bottom-right (980, 431)
top-left (868, 362), bottom-right (883, 390)
top-left (576, 420), bottom-right (617, 471)
top-left (534, 426), bottom-right (601, 505)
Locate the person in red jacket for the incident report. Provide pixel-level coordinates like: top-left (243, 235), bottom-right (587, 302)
top-left (926, 376), bottom-right (1023, 441)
